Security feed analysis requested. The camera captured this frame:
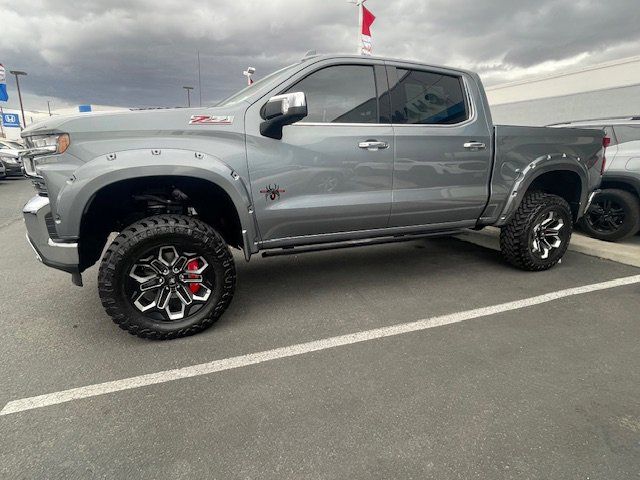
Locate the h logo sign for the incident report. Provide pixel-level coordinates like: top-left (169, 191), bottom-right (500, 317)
top-left (1, 113), bottom-right (21, 128)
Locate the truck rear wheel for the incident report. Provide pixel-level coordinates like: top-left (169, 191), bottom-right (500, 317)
top-left (500, 192), bottom-right (572, 271)
top-left (579, 188), bottom-right (640, 242)
top-left (98, 215), bottom-right (236, 340)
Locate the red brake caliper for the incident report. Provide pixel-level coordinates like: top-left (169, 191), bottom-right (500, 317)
top-left (187, 259), bottom-right (201, 294)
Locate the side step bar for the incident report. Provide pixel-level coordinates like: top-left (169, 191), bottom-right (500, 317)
top-left (261, 230), bottom-right (463, 258)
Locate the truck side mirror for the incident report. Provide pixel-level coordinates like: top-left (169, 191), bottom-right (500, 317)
top-left (260, 92), bottom-right (308, 139)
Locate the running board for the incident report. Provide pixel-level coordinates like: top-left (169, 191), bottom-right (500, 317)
top-left (261, 230), bottom-right (463, 258)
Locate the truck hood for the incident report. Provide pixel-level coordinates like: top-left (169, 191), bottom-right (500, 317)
top-left (21, 105), bottom-right (246, 138)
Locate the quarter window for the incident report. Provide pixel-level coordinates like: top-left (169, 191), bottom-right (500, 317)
top-left (613, 125), bottom-right (640, 145)
top-left (285, 65), bottom-right (378, 124)
top-left (391, 68), bottom-right (468, 125)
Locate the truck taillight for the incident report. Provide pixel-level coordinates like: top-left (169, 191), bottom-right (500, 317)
top-left (601, 136), bottom-right (610, 174)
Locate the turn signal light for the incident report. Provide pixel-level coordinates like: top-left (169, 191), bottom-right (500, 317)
top-left (601, 136), bottom-right (610, 175)
top-left (57, 133), bottom-right (70, 154)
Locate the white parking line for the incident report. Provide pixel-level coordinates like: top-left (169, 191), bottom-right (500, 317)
top-left (3, 274), bottom-right (640, 416)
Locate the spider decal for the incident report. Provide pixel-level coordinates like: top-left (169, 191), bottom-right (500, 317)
top-left (259, 184), bottom-right (286, 201)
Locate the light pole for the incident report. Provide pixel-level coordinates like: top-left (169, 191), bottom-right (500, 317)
top-left (183, 86), bottom-right (194, 107)
top-left (197, 50), bottom-right (202, 107)
top-left (9, 70), bottom-right (27, 128)
top-left (47, 100), bottom-right (52, 116)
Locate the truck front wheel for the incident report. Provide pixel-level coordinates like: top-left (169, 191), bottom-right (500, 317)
top-left (499, 192), bottom-right (573, 271)
top-left (98, 215), bottom-right (236, 340)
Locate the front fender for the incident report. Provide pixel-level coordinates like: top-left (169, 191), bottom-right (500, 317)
top-left (53, 148), bottom-right (258, 252)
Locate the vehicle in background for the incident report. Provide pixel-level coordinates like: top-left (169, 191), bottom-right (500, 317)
top-left (0, 152), bottom-right (23, 177)
top-left (20, 54), bottom-right (605, 339)
top-left (0, 139), bottom-right (25, 150)
top-left (0, 139), bottom-right (25, 177)
top-left (551, 117), bottom-right (640, 241)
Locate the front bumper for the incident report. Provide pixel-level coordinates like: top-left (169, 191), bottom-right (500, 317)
top-left (23, 195), bottom-right (80, 275)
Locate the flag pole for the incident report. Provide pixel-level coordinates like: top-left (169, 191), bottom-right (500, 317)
top-left (357, 1), bottom-right (363, 54)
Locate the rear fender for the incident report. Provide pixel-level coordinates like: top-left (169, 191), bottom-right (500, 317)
top-left (494, 154), bottom-right (588, 226)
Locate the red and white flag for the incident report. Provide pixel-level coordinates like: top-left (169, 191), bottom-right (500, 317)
top-left (359, 3), bottom-right (375, 55)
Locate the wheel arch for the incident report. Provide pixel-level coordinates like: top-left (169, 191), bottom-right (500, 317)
top-left (599, 175), bottom-right (640, 199)
top-left (496, 161), bottom-right (587, 226)
top-left (56, 149), bottom-right (259, 271)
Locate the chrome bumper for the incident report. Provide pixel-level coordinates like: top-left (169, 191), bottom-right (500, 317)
top-left (23, 195), bottom-right (79, 274)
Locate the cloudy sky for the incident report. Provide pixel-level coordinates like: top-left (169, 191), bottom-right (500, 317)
top-left (1, 0), bottom-right (639, 113)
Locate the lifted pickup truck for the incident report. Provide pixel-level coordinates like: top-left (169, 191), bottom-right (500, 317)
top-left (21, 54), bottom-right (606, 339)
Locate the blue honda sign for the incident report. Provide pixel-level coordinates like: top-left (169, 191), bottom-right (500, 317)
top-left (1, 112), bottom-right (20, 128)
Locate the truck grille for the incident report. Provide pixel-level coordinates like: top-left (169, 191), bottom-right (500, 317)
top-left (31, 178), bottom-right (48, 196)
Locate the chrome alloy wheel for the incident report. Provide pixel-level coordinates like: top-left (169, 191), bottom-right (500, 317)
top-left (531, 211), bottom-right (565, 260)
top-left (128, 246), bottom-right (213, 321)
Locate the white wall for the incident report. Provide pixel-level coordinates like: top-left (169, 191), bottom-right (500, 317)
top-left (485, 56), bottom-right (640, 126)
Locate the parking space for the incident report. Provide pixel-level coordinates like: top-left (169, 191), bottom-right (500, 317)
top-left (2, 180), bottom-right (640, 479)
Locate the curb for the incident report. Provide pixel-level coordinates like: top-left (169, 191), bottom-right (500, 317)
top-left (456, 227), bottom-right (640, 268)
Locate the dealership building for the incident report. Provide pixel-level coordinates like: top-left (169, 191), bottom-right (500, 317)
top-left (486, 55), bottom-right (640, 126)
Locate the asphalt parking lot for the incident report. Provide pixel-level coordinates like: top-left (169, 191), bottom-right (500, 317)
top-left (1, 178), bottom-right (640, 479)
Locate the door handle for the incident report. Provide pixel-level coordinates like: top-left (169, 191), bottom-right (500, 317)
top-left (463, 141), bottom-right (486, 150)
top-left (359, 140), bottom-right (389, 150)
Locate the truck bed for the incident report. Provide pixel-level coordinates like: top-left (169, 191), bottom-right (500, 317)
top-left (480, 125), bottom-right (605, 226)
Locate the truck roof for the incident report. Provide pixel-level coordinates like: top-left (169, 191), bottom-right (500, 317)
top-left (301, 53), bottom-right (476, 77)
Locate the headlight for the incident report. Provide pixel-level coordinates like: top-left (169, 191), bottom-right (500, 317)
top-left (26, 133), bottom-right (70, 154)
top-left (1, 156), bottom-right (19, 165)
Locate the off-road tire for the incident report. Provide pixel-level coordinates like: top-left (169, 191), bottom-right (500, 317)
top-left (500, 192), bottom-right (573, 271)
top-left (98, 215), bottom-right (236, 340)
top-left (579, 188), bottom-right (640, 242)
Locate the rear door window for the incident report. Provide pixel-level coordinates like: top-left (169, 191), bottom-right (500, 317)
top-left (390, 68), bottom-right (469, 125)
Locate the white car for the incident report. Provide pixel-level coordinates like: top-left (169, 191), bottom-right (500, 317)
top-left (0, 139), bottom-right (24, 152)
top-left (0, 139), bottom-right (25, 177)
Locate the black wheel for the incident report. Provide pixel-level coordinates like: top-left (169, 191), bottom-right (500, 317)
top-left (98, 215), bottom-right (236, 340)
top-left (579, 189), bottom-right (640, 242)
top-left (500, 192), bottom-right (573, 271)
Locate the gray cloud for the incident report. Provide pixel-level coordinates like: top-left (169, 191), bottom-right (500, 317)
top-left (1, 0), bottom-right (639, 111)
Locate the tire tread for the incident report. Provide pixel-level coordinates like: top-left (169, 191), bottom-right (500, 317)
top-left (97, 214), bottom-right (236, 340)
top-left (500, 192), bottom-right (572, 271)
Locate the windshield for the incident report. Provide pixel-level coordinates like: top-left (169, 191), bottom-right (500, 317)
top-left (217, 62), bottom-right (302, 107)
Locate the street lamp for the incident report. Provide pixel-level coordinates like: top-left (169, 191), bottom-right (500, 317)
top-left (183, 86), bottom-right (194, 107)
top-left (9, 70), bottom-right (27, 129)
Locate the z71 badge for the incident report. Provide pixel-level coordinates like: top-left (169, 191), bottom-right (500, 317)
top-left (189, 115), bottom-right (234, 125)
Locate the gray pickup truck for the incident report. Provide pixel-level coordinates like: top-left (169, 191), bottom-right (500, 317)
top-left (20, 54), bottom-right (606, 339)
